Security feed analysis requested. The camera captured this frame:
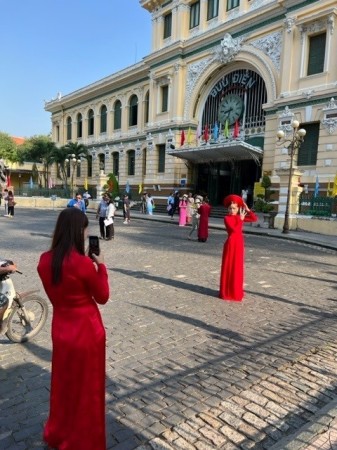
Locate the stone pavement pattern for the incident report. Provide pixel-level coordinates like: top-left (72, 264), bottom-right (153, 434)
top-left (0, 209), bottom-right (336, 450)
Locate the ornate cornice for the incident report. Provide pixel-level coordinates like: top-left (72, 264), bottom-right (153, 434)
top-left (284, 16), bottom-right (296, 33)
top-left (322, 98), bottom-right (337, 134)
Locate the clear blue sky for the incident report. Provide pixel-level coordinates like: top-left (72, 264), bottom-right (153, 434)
top-left (0, 0), bottom-right (151, 138)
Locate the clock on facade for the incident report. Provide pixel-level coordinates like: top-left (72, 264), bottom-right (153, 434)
top-left (218, 94), bottom-right (244, 125)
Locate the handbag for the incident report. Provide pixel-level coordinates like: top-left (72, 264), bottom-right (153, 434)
top-left (104, 217), bottom-right (113, 226)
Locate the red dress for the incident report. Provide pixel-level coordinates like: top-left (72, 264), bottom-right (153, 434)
top-left (219, 211), bottom-right (257, 301)
top-left (198, 203), bottom-right (211, 241)
top-left (37, 250), bottom-right (110, 450)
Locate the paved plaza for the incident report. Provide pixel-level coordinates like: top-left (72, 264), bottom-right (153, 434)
top-left (0, 209), bottom-right (337, 450)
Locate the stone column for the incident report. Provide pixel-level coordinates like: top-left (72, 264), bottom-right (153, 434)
top-left (274, 167), bottom-right (303, 230)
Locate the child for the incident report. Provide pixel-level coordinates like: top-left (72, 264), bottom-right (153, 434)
top-left (219, 194), bottom-right (257, 301)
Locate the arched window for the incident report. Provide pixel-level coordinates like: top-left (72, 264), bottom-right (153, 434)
top-left (66, 116), bottom-right (72, 140)
top-left (127, 150), bottom-right (135, 175)
top-left (114, 100), bottom-right (122, 130)
top-left (129, 95), bottom-right (138, 127)
top-left (113, 152), bottom-right (119, 176)
top-left (88, 109), bottom-right (94, 136)
top-left (77, 113), bottom-right (82, 138)
top-left (100, 105), bottom-right (107, 133)
top-left (144, 91), bottom-right (149, 124)
top-left (87, 155), bottom-right (92, 178)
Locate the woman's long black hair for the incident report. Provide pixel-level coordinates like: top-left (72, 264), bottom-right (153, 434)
top-left (51, 208), bottom-right (88, 284)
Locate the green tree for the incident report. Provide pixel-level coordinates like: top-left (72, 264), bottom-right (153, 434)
top-left (21, 135), bottom-right (57, 187)
top-left (0, 132), bottom-right (20, 162)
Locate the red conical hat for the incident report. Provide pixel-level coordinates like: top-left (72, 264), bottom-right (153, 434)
top-left (223, 194), bottom-right (244, 208)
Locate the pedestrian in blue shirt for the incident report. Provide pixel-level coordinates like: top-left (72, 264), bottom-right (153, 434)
top-left (67, 193), bottom-right (86, 213)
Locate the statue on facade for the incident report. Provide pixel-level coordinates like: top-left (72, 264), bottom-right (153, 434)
top-left (213, 33), bottom-right (244, 64)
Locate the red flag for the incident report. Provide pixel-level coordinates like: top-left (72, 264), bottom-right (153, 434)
top-left (180, 130), bottom-right (185, 146)
top-left (233, 120), bottom-right (240, 138)
top-left (203, 125), bottom-right (209, 143)
top-left (6, 174), bottom-right (11, 187)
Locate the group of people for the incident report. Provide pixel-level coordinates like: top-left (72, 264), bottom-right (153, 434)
top-left (167, 191), bottom-right (212, 243)
top-left (31, 187), bottom-right (257, 450)
top-left (140, 192), bottom-right (155, 215)
top-left (1, 188), bottom-right (15, 217)
top-left (96, 192), bottom-right (116, 240)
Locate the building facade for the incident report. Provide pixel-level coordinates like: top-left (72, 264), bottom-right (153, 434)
top-left (45, 0), bottom-right (337, 209)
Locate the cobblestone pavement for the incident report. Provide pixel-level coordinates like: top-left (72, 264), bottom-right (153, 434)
top-left (0, 209), bottom-right (336, 450)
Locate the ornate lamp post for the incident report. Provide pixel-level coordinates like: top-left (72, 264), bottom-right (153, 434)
top-left (276, 120), bottom-right (306, 234)
top-left (65, 153), bottom-right (81, 198)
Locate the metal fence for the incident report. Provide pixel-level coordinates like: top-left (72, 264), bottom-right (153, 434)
top-left (298, 193), bottom-right (337, 217)
top-left (16, 187), bottom-right (97, 199)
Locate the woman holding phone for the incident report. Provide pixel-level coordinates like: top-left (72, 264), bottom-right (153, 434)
top-left (37, 208), bottom-right (110, 450)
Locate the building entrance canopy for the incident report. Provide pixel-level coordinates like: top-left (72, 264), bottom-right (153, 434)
top-left (168, 140), bottom-right (263, 164)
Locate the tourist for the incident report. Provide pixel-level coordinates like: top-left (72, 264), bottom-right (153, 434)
top-left (219, 194), bottom-right (257, 301)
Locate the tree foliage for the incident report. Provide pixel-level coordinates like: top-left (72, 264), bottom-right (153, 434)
top-left (0, 132), bottom-right (20, 162)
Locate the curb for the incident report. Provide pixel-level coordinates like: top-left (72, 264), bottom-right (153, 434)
top-left (109, 210), bottom-right (337, 252)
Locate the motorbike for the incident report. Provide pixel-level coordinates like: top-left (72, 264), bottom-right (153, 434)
top-left (0, 259), bottom-right (48, 343)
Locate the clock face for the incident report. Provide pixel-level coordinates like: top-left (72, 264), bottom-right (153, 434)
top-left (218, 94), bottom-right (244, 125)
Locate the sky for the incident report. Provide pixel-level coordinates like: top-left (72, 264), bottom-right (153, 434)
top-left (0, 0), bottom-right (152, 138)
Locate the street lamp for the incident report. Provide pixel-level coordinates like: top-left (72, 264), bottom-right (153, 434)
top-left (277, 120), bottom-right (306, 234)
top-left (65, 153), bottom-right (81, 198)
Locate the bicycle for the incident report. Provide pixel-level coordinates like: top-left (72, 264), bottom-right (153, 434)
top-left (0, 259), bottom-right (48, 343)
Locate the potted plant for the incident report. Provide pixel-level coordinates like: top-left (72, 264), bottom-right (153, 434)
top-left (253, 175), bottom-right (276, 227)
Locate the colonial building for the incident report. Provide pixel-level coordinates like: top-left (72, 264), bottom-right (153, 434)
top-left (45, 0), bottom-right (337, 212)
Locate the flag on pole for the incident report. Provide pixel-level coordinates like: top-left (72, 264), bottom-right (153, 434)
top-left (233, 120), bottom-right (240, 139)
top-left (314, 176), bottom-right (319, 197)
top-left (332, 172), bottom-right (337, 197)
top-left (180, 130), bottom-right (185, 147)
top-left (203, 125), bottom-right (209, 143)
top-left (327, 180), bottom-right (331, 197)
top-left (213, 122), bottom-right (219, 140)
top-left (224, 120), bottom-right (229, 138)
top-left (84, 177), bottom-right (88, 190)
top-left (138, 184), bottom-right (142, 194)
top-left (187, 127), bottom-right (192, 145)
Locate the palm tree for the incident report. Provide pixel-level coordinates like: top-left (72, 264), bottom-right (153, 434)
top-left (59, 142), bottom-right (89, 195)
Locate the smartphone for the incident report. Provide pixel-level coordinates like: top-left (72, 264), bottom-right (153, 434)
top-left (88, 235), bottom-right (100, 259)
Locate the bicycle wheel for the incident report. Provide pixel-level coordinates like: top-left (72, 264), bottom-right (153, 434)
top-left (5, 294), bottom-right (48, 343)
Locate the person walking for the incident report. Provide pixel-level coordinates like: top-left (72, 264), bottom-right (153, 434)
top-left (7, 190), bottom-right (15, 217)
top-left (179, 194), bottom-right (188, 226)
top-left (67, 193), bottom-right (86, 213)
top-left (172, 191), bottom-right (180, 217)
top-left (96, 193), bottom-right (109, 239)
top-left (186, 192), bottom-right (194, 224)
top-left (105, 194), bottom-right (116, 240)
top-left (82, 191), bottom-right (91, 209)
top-left (197, 196), bottom-right (211, 242)
top-left (141, 192), bottom-right (147, 214)
top-left (188, 197), bottom-right (201, 240)
top-left (3, 189), bottom-right (8, 215)
top-left (219, 194), bottom-right (257, 301)
top-left (146, 193), bottom-right (155, 215)
top-left (123, 194), bottom-right (131, 224)
top-left (167, 192), bottom-right (175, 219)
top-left (37, 208), bottom-right (110, 450)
